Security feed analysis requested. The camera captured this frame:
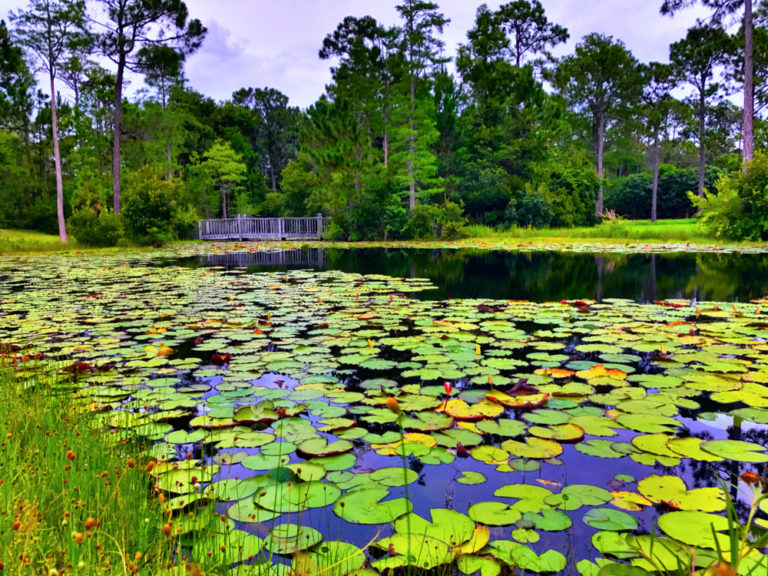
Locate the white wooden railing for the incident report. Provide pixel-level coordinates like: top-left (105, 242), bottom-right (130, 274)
top-left (198, 214), bottom-right (328, 241)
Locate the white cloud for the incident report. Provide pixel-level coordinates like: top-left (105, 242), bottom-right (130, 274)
top-left (0, 0), bottom-right (719, 107)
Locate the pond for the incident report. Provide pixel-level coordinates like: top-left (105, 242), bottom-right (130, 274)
top-left (2, 244), bottom-right (768, 575)
top-left (171, 247), bottom-right (768, 303)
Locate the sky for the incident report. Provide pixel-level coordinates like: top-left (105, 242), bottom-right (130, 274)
top-left (1, 0), bottom-right (712, 108)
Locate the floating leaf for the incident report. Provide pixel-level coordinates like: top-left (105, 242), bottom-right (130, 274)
top-left (334, 488), bottom-right (412, 524)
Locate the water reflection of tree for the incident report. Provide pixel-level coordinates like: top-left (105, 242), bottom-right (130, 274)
top-left (303, 248), bottom-right (768, 303)
top-left (688, 253), bottom-right (768, 301)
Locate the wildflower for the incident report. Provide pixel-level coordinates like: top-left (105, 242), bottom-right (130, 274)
top-left (444, 381), bottom-right (452, 395)
top-left (385, 397), bottom-right (401, 413)
top-left (84, 517), bottom-right (96, 531)
top-left (66, 451), bottom-right (76, 461)
top-left (162, 522), bottom-right (172, 535)
top-left (126, 458), bottom-right (135, 469)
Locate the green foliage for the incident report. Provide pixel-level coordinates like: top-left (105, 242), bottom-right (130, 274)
top-left (506, 183), bottom-right (554, 228)
top-left (68, 208), bottom-right (123, 246)
top-left (606, 166), bottom-right (720, 220)
top-left (692, 152), bottom-right (768, 240)
top-left (407, 200), bottom-right (467, 239)
top-left (121, 165), bottom-right (182, 246)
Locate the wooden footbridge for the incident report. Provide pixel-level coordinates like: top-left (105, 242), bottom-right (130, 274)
top-left (198, 214), bottom-right (328, 241)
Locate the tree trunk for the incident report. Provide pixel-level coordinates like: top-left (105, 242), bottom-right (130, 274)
top-left (698, 96), bottom-right (706, 198)
top-left (383, 131), bottom-right (389, 169)
top-left (50, 74), bottom-right (67, 243)
top-left (595, 114), bottom-right (606, 215)
top-left (221, 186), bottom-right (227, 219)
top-left (270, 163), bottom-right (277, 193)
top-left (651, 132), bottom-right (660, 223)
top-left (408, 75), bottom-right (416, 213)
top-left (112, 54), bottom-right (125, 213)
top-left (744, 0), bottom-right (755, 163)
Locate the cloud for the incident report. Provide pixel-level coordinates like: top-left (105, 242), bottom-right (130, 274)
top-left (0, 0), bottom-right (723, 108)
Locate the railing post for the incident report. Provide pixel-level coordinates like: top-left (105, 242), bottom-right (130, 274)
top-left (198, 220), bottom-right (203, 240)
top-left (317, 213), bottom-right (323, 239)
top-left (278, 218), bottom-right (285, 240)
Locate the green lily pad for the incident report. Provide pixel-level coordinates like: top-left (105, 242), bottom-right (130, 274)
top-left (583, 508), bottom-right (638, 531)
top-left (700, 439), bottom-right (768, 463)
top-left (264, 523), bottom-right (322, 554)
top-left (254, 481), bottom-right (341, 513)
top-left (544, 484), bottom-right (611, 511)
top-left (333, 488), bottom-right (412, 524)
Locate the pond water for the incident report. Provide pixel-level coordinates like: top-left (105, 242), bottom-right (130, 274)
top-left (172, 247), bottom-right (768, 303)
top-left (3, 245), bottom-right (768, 575)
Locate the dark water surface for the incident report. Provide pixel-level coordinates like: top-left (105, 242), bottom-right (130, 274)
top-left (172, 247), bottom-right (768, 303)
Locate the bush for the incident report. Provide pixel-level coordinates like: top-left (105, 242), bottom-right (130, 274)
top-left (506, 183), bottom-right (553, 228)
top-left (122, 166), bottom-right (182, 246)
top-left (605, 165), bottom-right (721, 220)
top-left (68, 209), bottom-right (123, 247)
top-left (691, 153), bottom-right (768, 240)
top-left (407, 200), bottom-right (467, 239)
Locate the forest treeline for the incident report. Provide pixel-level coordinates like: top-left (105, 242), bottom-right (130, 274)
top-left (1, 0), bottom-right (767, 244)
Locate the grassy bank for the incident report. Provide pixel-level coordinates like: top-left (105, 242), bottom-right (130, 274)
top-left (0, 219), bottom-right (752, 257)
top-left (464, 219), bottom-right (711, 243)
top-left (0, 361), bottom-right (175, 575)
top-left (0, 229), bottom-right (85, 254)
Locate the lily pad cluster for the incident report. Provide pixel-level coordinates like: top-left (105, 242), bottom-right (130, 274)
top-left (1, 249), bottom-right (768, 575)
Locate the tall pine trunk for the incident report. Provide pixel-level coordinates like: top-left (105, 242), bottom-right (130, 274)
top-left (651, 132), bottom-right (660, 223)
top-left (50, 73), bottom-right (67, 242)
top-left (112, 53), bottom-right (125, 213)
top-left (408, 75), bottom-right (416, 212)
top-left (744, 0), bottom-right (754, 163)
top-left (595, 114), bottom-right (606, 215)
top-left (698, 94), bottom-right (706, 198)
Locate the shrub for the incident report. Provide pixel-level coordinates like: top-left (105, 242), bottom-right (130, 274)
top-left (506, 183), bottom-right (554, 228)
top-left (121, 166), bottom-right (181, 246)
top-left (68, 209), bottom-right (123, 247)
top-left (408, 200), bottom-right (467, 239)
top-left (691, 152), bottom-right (768, 240)
top-left (605, 165), bottom-right (721, 220)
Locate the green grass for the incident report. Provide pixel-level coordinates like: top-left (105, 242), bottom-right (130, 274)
top-left (0, 361), bottom-right (180, 574)
top-left (0, 229), bottom-right (83, 254)
top-left (464, 219), bottom-right (714, 243)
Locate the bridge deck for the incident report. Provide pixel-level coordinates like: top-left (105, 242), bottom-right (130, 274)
top-left (198, 215), bottom-right (328, 241)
